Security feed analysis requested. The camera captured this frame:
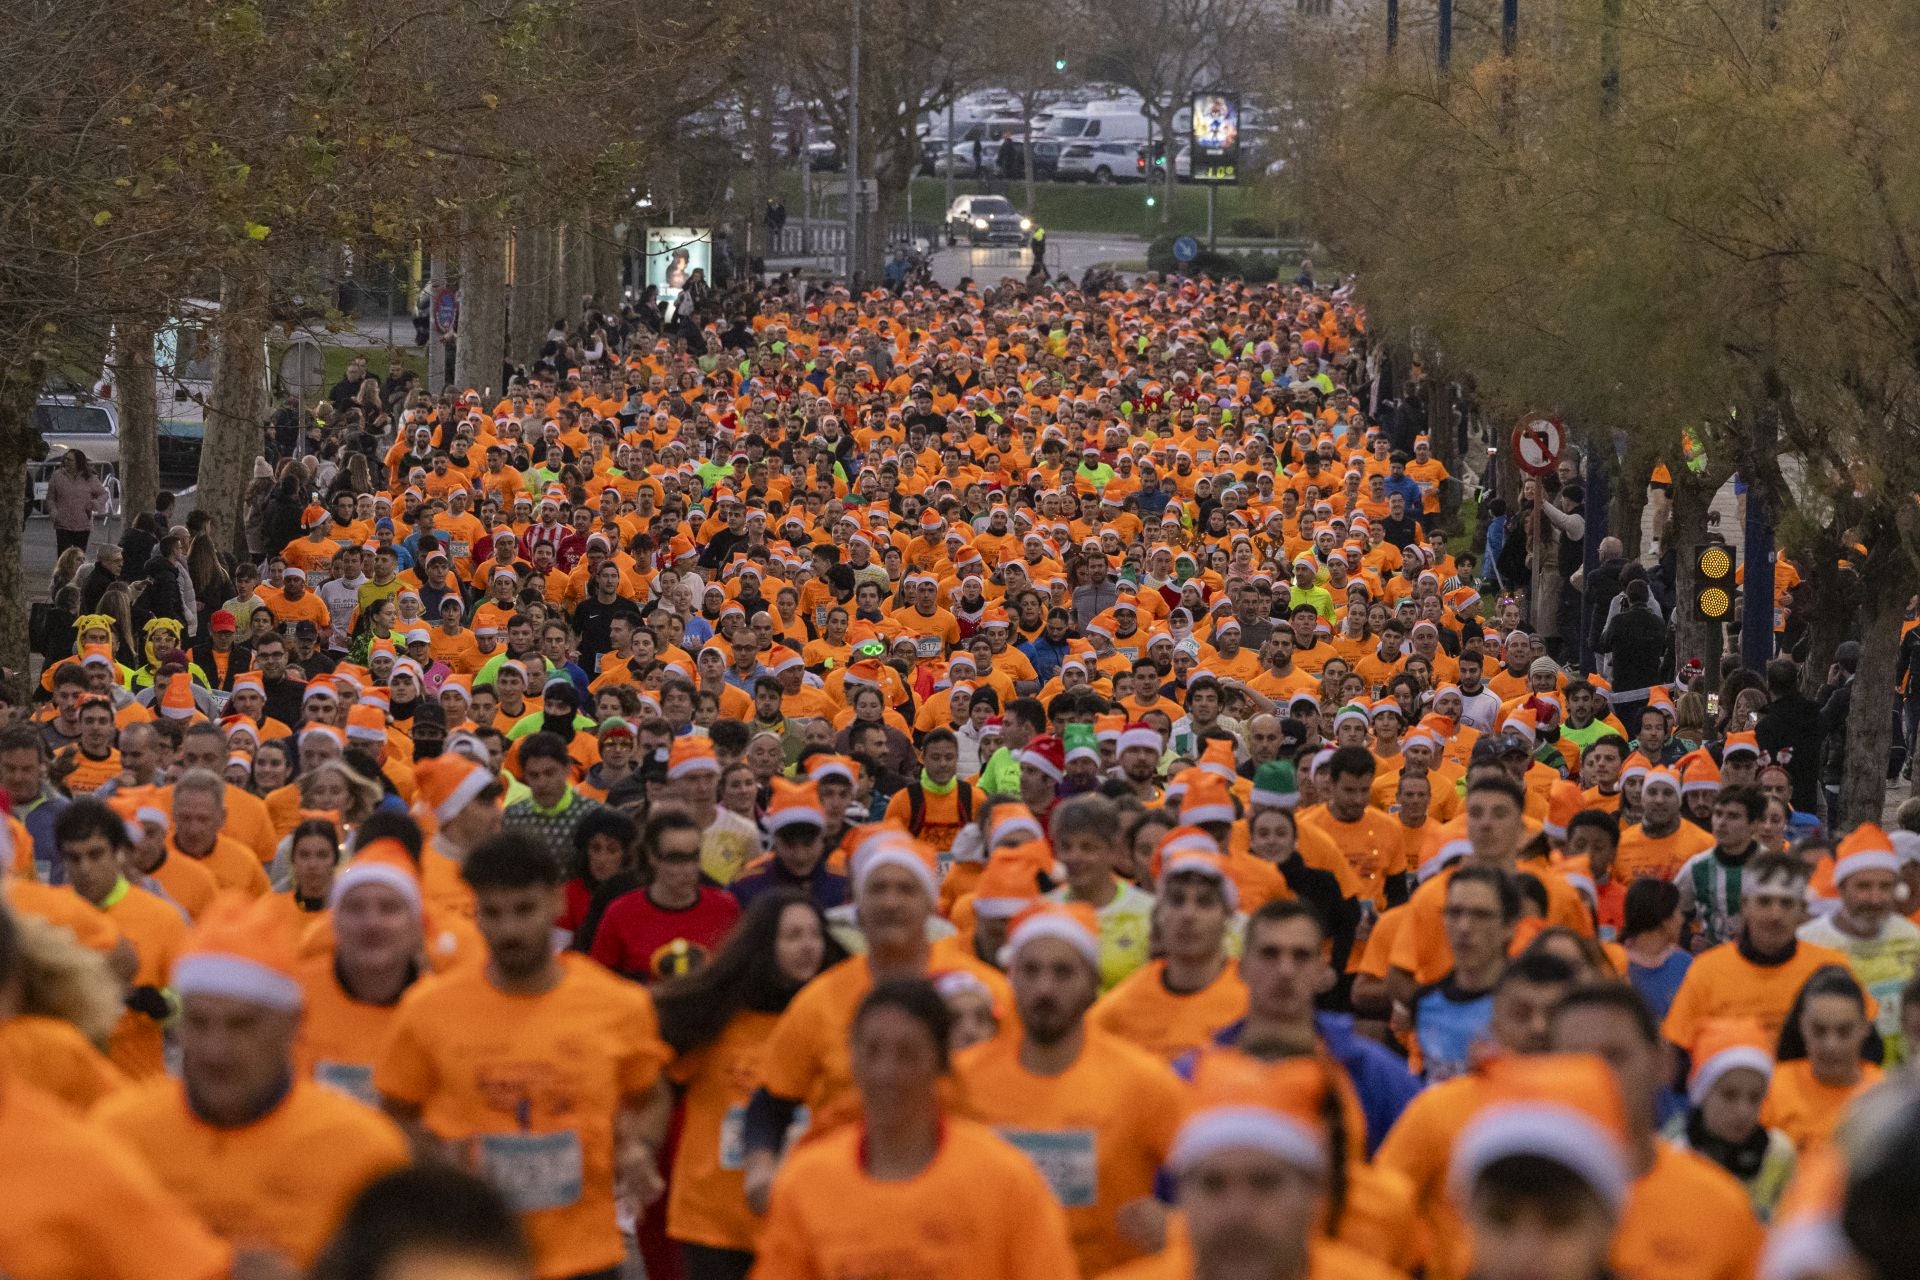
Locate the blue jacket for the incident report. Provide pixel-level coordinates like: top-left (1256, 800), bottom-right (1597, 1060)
top-left (1019, 634), bottom-right (1073, 683)
top-left (1177, 1013), bottom-right (1421, 1157)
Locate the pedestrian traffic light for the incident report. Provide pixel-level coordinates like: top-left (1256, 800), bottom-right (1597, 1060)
top-left (1053, 49), bottom-right (1068, 73)
top-left (1145, 194), bottom-right (1157, 207)
top-left (1693, 543), bottom-right (1736, 620)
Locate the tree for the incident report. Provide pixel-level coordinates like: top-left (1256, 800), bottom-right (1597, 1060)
top-left (1308, 0), bottom-right (1920, 824)
top-left (786, 0), bottom-right (973, 280)
top-left (1083, 0), bottom-right (1277, 222)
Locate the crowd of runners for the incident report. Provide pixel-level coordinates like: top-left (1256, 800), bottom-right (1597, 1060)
top-left (4, 266), bottom-right (1918, 1280)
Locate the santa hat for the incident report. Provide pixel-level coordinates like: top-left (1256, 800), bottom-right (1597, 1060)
top-left (1500, 705), bottom-right (1539, 744)
top-left (667, 737), bottom-right (721, 779)
top-left (1178, 774), bottom-right (1238, 828)
top-left (345, 704), bottom-right (388, 745)
top-left (1833, 823), bottom-right (1901, 884)
top-left (1642, 766), bottom-right (1682, 796)
top-left (329, 838), bottom-right (423, 918)
top-left (1250, 761), bottom-right (1300, 810)
top-left (1620, 752), bottom-right (1652, 785)
top-left (1118, 722), bottom-right (1163, 755)
top-left (1544, 780), bottom-right (1585, 841)
top-left (998, 902), bottom-right (1100, 970)
top-left (160, 672), bottom-right (198, 720)
top-left (849, 828), bottom-right (938, 898)
top-left (1681, 756), bottom-right (1723, 796)
top-left (806, 754), bottom-right (857, 787)
top-left (1094, 713), bottom-right (1126, 744)
top-left (173, 894), bottom-right (304, 1011)
top-left (1017, 734), bottom-right (1065, 783)
top-left (1168, 1052), bottom-right (1331, 1176)
top-left (987, 804), bottom-right (1045, 848)
top-left (1332, 704), bottom-right (1370, 735)
top-left (412, 755), bottom-right (495, 826)
top-left (764, 645), bottom-right (803, 676)
top-left (1686, 1019), bottom-right (1775, 1106)
top-left (971, 841), bottom-right (1051, 919)
top-left (764, 777), bottom-right (826, 834)
top-left (1722, 731), bottom-right (1762, 760)
top-left (1449, 1053), bottom-right (1632, 1214)
top-left (1198, 739), bottom-right (1238, 782)
top-left (1155, 840), bottom-right (1238, 909)
top-left (1419, 835), bottom-right (1474, 883)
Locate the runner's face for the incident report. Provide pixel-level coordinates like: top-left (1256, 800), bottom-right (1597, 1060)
top-left (1010, 937), bottom-right (1097, 1045)
top-left (335, 883), bottom-right (421, 970)
top-left (1181, 1149), bottom-right (1324, 1278)
top-left (474, 883), bottom-right (562, 979)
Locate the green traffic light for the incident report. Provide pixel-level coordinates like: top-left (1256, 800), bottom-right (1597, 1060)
top-left (1054, 56), bottom-right (1067, 71)
top-left (1145, 195), bottom-right (1157, 206)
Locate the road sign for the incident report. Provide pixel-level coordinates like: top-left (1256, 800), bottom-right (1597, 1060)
top-left (433, 286), bottom-right (458, 334)
top-left (1172, 235), bottom-right (1198, 263)
top-left (278, 336), bottom-right (325, 400)
top-left (1511, 414), bottom-right (1565, 476)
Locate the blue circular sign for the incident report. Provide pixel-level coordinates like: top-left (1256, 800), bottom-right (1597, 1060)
top-left (1172, 236), bottom-right (1198, 263)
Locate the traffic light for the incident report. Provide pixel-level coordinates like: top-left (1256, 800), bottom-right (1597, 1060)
top-left (1145, 193), bottom-right (1157, 207)
top-left (1693, 543), bottom-right (1736, 620)
top-left (1053, 49), bottom-right (1068, 73)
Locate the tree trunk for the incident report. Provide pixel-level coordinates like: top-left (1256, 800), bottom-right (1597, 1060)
top-left (1023, 107), bottom-right (1037, 216)
top-left (200, 276), bottom-right (270, 559)
top-left (1159, 106), bottom-right (1178, 224)
top-left (0, 366), bottom-right (38, 680)
top-left (1425, 364), bottom-right (1456, 478)
top-left (1793, 532), bottom-right (1856, 700)
top-left (1840, 557), bottom-right (1911, 827)
top-left (1616, 467), bottom-right (1649, 561)
top-left (1668, 468), bottom-right (1718, 678)
top-left (565, 213), bottom-right (594, 322)
top-left (508, 222), bottom-right (551, 367)
top-left (455, 222), bottom-right (508, 399)
top-left (116, 319), bottom-right (159, 520)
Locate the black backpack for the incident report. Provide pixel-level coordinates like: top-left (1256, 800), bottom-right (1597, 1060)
top-left (905, 779), bottom-right (973, 835)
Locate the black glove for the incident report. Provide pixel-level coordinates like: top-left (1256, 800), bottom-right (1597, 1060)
top-left (125, 985), bottom-right (172, 1021)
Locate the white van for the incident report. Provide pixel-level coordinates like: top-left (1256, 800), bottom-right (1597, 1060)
top-left (95, 299), bottom-right (232, 486)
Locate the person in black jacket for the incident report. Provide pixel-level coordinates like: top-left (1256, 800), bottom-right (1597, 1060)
top-left (1595, 579), bottom-right (1668, 705)
top-left (79, 545), bottom-right (122, 614)
top-left (135, 534), bottom-right (188, 632)
top-left (1754, 656), bottom-right (1826, 816)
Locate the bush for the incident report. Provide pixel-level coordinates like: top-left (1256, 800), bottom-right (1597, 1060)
top-left (1145, 235), bottom-right (1289, 282)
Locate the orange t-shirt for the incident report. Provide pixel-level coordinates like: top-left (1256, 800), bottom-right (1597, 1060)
top-left (92, 1076), bottom-right (409, 1268)
top-left (954, 1028), bottom-right (1188, 1277)
top-left (0, 1068), bottom-right (232, 1280)
top-left (666, 1009), bottom-right (783, 1253)
top-left (759, 953), bottom-right (1012, 1131)
top-left (3, 877), bottom-right (122, 953)
top-left (754, 1117), bottom-right (1079, 1280)
top-left (293, 952), bottom-right (412, 1107)
top-left (1099, 1234), bottom-right (1411, 1280)
top-left (1611, 1142), bottom-right (1763, 1280)
top-left (0, 1014), bottom-right (126, 1114)
top-left (1613, 820), bottom-right (1715, 883)
top-left (100, 881), bottom-right (189, 1078)
top-left (1374, 1072), bottom-right (1488, 1280)
top-left (374, 954), bottom-right (671, 1280)
top-left (1662, 939), bottom-right (1857, 1049)
top-left (1298, 805), bottom-right (1407, 908)
top-left (1088, 959), bottom-right (1249, 1063)
top-left (1760, 1058), bottom-right (1882, 1151)
top-left (169, 834), bottom-right (269, 899)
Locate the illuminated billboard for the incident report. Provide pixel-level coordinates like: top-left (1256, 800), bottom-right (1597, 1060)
top-left (644, 227), bottom-right (712, 316)
top-left (1189, 92), bottom-right (1240, 184)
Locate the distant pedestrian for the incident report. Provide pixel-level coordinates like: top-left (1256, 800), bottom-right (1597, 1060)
top-left (46, 450), bottom-right (106, 555)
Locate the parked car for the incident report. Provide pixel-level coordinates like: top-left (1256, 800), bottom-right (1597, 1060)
top-left (1058, 139), bottom-right (1143, 183)
top-left (943, 195), bottom-right (1032, 246)
top-left (29, 393), bottom-right (121, 515)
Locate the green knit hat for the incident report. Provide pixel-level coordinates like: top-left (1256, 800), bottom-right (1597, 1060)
top-left (1250, 760), bottom-right (1300, 810)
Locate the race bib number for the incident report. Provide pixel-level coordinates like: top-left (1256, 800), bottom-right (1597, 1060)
top-left (717, 1103), bottom-right (811, 1170)
top-left (814, 604), bottom-right (828, 631)
top-left (478, 1130), bottom-right (584, 1213)
top-left (451, 540), bottom-right (471, 562)
top-left (915, 635), bottom-right (943, 660)
top-left (998, 1128), bottom-right (1097, 1207)
top-left (313, 1060), bottom-right (376, 1105)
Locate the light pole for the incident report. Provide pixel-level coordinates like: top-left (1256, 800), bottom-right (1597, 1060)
top-left (846, 0), bottom-right (861, 285)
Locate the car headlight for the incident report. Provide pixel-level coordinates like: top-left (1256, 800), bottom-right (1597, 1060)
top-left (1019, 217), bottom-right (1033, 230)
top-left (972, 218), bottom-right (988, 230)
